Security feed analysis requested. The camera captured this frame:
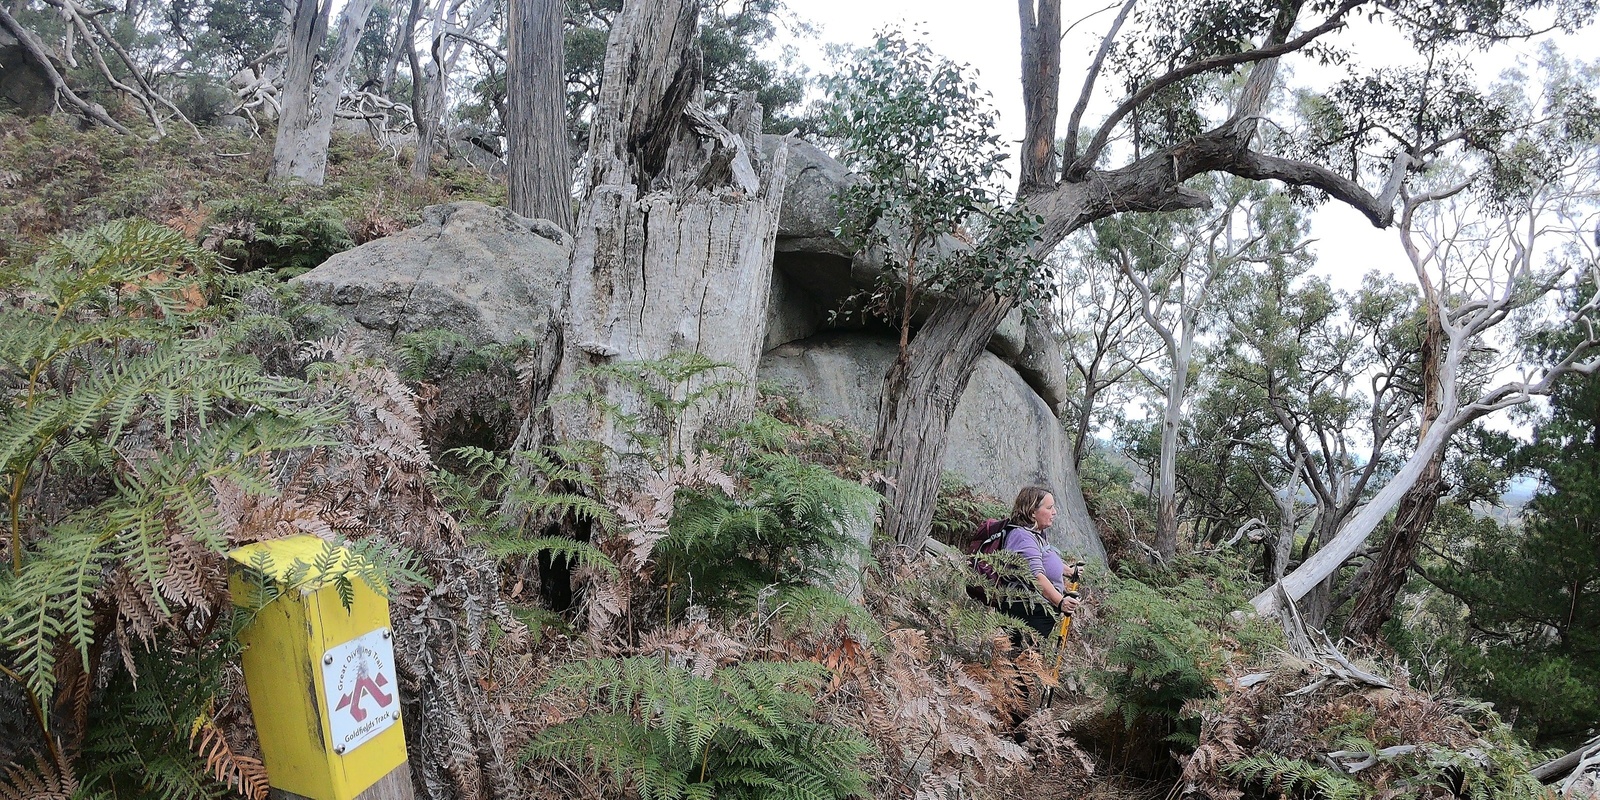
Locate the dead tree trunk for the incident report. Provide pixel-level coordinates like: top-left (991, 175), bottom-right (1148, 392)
top-left (544, 0), bottom-right (787, 489)
top-left (1345, 455), bottom-right (1443, 637)
top-left (506, 0), bottom-right (573, 229)
top-left (271, 0), bottom-right (380, 184)
top-left (0, 5), bottom-right (129, 134)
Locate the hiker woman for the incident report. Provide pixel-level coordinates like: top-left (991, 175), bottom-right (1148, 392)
top-left (998, 486), bottom-right (1080, 639)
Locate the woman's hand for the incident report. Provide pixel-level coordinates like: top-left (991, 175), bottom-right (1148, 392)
top-left (1034, 572), bottom-right (1081, 615)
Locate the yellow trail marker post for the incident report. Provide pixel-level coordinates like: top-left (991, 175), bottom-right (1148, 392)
top-left (230, 536), bottom-right (414, 800)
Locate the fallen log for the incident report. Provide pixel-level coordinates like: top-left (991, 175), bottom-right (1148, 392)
top-left (1531, 734), bottom-right (1600, 784)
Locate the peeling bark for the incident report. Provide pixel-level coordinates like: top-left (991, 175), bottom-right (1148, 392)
top-left (271, 0), bottom-right (380, 184)
top-left (541, 0), bottom-right (788, 492)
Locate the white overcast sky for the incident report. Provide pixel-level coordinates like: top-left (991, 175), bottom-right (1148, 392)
top-left (778, 0), bottom-right (1577, 292)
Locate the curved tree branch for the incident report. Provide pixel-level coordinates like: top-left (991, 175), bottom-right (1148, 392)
top-left (0, 5), bottom-right (130, 134)
top-left (1068, 0), bottom-right (1368, 178)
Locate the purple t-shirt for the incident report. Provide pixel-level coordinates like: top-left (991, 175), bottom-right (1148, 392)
top-left (1001, 526), bottom-right (1066, 592)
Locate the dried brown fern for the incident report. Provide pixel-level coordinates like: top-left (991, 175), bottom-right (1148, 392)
top-left (157, 531), bottom-right (227, 610)
top-left (189, 714), bottom-right (270, 800)
top-left (0, 754), bottom-right (76, 800)
top-left (636, 620), bottom-right (748, 678)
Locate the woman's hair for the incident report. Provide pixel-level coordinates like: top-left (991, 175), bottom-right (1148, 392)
top-left (1007, 485), bottom-right (1053, 528)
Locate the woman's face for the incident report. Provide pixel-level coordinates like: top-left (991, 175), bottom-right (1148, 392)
top-left (1032, 493), bottom-right (1056, 530)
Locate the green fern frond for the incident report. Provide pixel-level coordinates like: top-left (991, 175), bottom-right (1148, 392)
top-left (470, 535), bottom-right (618, 578)
top-left (1224, 753), bottom-right (1363, 800)
top-left (768, 585), bottom-right (881, 641)
top-left (528, 656), bottom-right (869, 800)
top-left (0, 518), bottom-right (118, 702)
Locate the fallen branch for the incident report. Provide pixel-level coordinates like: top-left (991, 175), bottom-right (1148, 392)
top-left (0, 4), bottom-right (130, 134)
top-left (1325, 744), bottom-right (1418, 774)
top-left (1532, 734), bottom-right (1600, 785)
top-left (1277, 589), bottom-right (1394, 692)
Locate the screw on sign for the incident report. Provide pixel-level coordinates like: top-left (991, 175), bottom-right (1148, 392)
top-left (322, 628), bottom-right (402, 754)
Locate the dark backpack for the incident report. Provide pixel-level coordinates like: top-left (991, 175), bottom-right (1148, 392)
top-left (962, 518), bottom-right (1013, 603)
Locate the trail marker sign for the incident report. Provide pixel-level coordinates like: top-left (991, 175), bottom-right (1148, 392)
top-left (323, 628), bottom-right (401, 754)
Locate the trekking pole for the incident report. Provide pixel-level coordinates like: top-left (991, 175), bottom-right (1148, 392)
top-left (1050, 562), bottom-right (1086, 683)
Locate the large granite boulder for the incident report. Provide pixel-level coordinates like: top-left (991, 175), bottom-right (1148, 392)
top-left (1, 27), bottom-right (56, 115)
top-left (291, 201), bottom-right (569, 349)
top-left (761, 134), bottom-right (1072, 415)
top-left (759, 333), bottom-right (1105, 561)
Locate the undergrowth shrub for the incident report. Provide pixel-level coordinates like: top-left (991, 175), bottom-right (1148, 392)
top-left (204, 195), bottom-right (356, 275)
top-left (1191, 670), bottom-right (1553, 800)
top-left (0, 111), bottom-right (503, 267)
top-left (526, 657), bottom-right (872, 800)
top-left (395, 329), bottom-right (539, 455)
top-left (929, 473), bottom-right (1006, 547)
top-left (1091, 555), bottom-right (1279, 752)
top-left (0, 219), bottom-right (427, 797)
top-left (1076, 445), bottom-right (1147, 565)
top-left (658, 441), bottom-right (878, 615)
top-left (436, 444), bottom-right (617, 578)
top-left (492, 360), bottom-right (886, 798)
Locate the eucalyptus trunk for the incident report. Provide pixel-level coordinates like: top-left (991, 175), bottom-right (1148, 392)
top-left (272, 0), bottom-right (379, 184)
top-left (1153, 330), bottom-right (1195, 559)
top-left (876, 293), bottom-right (1007, 549)
top-left (506, 0), bottom-right (573, 229)
top-left (1345, 301), bottom-right (1445, 641)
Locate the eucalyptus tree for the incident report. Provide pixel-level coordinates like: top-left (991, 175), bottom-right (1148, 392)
top-left (398, 0), bottom-right (497, 178)
top-left (858, 0), bottom-right (1597, 555)
top-left (1053, 243), bottom-right (1160, 470)
top-left (506, 0), bottom-right (570, 226)
top-left (1337, 57), bottom-right (1600, 635)
top-left (1250, 108), bottom-right (1600, 619)
top-left (823, 32), bottom-right (1052, 551)
top-left (1209, 268), bottom-right (1421, 623)
top-left (1180, 374), bottom-right (1305, 577)
top-left (0, 0), bottom-right (204, 137)
top-left (1094, 178), bottom-right (1308, 559)
top-left (270, 0), bottom-right (382, 183)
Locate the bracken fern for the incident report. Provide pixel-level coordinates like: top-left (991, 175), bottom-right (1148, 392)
top-left (526, 656), bottom-right (872, 800)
